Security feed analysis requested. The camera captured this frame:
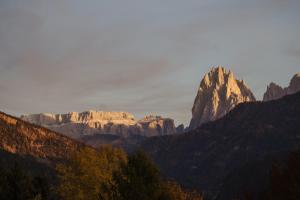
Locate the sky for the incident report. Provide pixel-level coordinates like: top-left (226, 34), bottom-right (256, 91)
top-left (0, 0), bottom-right (299, 126)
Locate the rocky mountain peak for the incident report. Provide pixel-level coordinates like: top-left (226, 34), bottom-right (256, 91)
top-left (263, 72), bottom-right (300, 101)
top-left (288, 73), bottom-right (300, 94)
top-left (189, 66), bottom-right (256, 129)
top-left (263, 82), bottom-right (285, 101)
top-left (21, 111), bottom-right (177, 139)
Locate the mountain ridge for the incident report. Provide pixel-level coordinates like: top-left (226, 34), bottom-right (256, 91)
top-left (21, 111), bottom-right (178, 139)
top-left (142, 91), bottom-right (300, 199)
top-left (0, 111), bottom-right (85, 161)
top-left (263, 72), bottom-right (300, 101)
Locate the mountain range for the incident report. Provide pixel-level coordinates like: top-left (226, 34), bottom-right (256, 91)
top-left (21, 112), bottom-right (178, 138)
top-left (19, 67), bottom-right (300, 142)
top-left (1, 66), bottom-right (300, 200)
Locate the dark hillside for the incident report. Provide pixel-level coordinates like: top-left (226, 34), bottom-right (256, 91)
top-left (142, 91), bottom-right (300, 199)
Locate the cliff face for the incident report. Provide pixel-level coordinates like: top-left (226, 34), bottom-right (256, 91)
top-left (189, 66), bottom-right (256, 129)
top-left (21, 111), bottom-right (177, 139)
top-left (263, 82), bottom-right (285, 101)
top-left (21, 111), bottom-right (136, 126)
top-left (263, 73), bottom-right (300, 101)
top-left (0, 112), bottom-right (83, 161)
top-left (138, 115), bottom-right (177, 137)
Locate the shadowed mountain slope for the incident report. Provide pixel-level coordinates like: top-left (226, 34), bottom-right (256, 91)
top-left (142, 91), bottom-right (300, 199)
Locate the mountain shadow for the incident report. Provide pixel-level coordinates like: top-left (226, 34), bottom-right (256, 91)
top-left (142, 91), bottom-right (300, 199)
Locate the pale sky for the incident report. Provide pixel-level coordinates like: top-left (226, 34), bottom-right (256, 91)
top-left (0, 0), bottom-right (299, 125)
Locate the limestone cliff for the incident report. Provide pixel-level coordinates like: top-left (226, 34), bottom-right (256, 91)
top-left (263, 73), bottom-right (300, 101)
top-left (189, 66), bottom-right (256, 129)
top-left (138, 115), bottom-right (176, 137)
top-left (21, 111), bottom-right (176, 139)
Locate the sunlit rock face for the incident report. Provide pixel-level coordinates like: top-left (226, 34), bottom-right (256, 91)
top-left (21, 111), bottom-right (176, 139)
top-left (263, 73), bottom-right (300, 101)
top-left (138, 115), bottom-right (177, 137)
top-left (189, 66), bottom-right (256, 129)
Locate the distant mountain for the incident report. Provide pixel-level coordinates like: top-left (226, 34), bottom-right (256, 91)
top-left (21, 111), bottom-right (178, 140)
top-left (263, 72), bottom-right (300, 101)
top-left (0, 111), bottom-right (83, 161)
top-left (142, 91), bottom-right (300, 199)
top-left (189, 66), bottom-right (255, 130)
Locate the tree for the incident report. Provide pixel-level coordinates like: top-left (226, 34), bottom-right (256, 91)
top-left (56, 146), bottom-right (126, 200)
top-left (159, 181), bottom-right (186, 200)
top-left (159, 181), bottom-right (204, 200)
top-left (185, 190), bottom-right (204, 200)
top-left (113, 150), bottom-right (162, 200)
top-left (0, 162), bottom-right (50, 200)
top-left (113, 150), bottom-right (203, 200)
top-left (56, 147), bottom-right (203, 200)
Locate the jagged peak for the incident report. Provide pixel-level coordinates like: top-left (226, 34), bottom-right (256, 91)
top-left (290, 72), bottom-right (300, 85)
top-left (208, 66), bottom-right (227, 75)
top-left (267, 82), bottom-right (282, 89)
top-left (263, 72), bottom-right (300, 101)
top-left (228, 69), bottom-right (234, 79)
top-left (209, 65), bottom-right (227, 72)
top-left (293, 72), bottom-right (300, 78)
top-left (200, 66), bottom-right (251, 93)
top-left (190, 66), bottom-right (256, 129)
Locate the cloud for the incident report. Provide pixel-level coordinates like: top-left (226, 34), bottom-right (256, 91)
top-left (0, 0), bottom-right (299, 125)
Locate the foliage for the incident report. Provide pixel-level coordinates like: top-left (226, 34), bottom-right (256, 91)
top-left (0, 162), bottom-right (50, 200)
top-left (113, 150), bottom-right (203, 200)
top-left (56, 145), bottom-right (126, 200)
top-left (159, 181), bottom-right (187, 200)
top-left (184, 189), bottom-right (204, 200)
top-left (56, 145), bottom-right (203, 200)
top-left (113, 150), bottom-right (162, 200)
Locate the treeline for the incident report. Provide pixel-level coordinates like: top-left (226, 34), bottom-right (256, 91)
top-left (0, 146), bottom-right (203, 200)
top-left (2, 145), bottom-right (299, 200)
top-left (0, 163), bottom-right (50, 200)
top-left (56, 146), bottom-right (203, 200)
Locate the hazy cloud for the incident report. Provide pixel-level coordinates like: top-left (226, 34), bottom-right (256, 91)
top-left (0, 0), bottom-right (299, 125)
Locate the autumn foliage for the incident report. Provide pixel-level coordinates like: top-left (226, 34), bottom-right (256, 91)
top-left (56, 147), bottom-right (203, 200)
